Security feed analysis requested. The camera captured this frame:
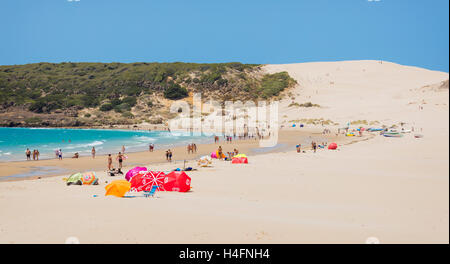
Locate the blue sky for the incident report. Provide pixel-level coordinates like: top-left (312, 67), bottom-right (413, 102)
top-left (1, 0), bottom-right (448, 72)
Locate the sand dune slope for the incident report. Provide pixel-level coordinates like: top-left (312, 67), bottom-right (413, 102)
top-left (264, 61), bottom-right (449, 127)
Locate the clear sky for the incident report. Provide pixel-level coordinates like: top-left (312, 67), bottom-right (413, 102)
top-left (1, 0), bottom-right (448, 72)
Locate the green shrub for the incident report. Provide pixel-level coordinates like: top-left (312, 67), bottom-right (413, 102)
top-left (100, 103), bottom-right (113, 111)
top-left (122, 96), bottom-right (137, 107)
top-left (163, 83), bottom-right (188, 100)
top-left (258, 72), bottom-right (296, 98)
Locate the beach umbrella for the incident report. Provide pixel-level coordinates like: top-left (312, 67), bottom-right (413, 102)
top-left (81, 172), bottom-right (98, 185)
top-left (163, 171), bottom-right (191, 192)
top-left (130, 171), bottom-right (166, 192)
top-left (328, 143), bottom-right (338, 150)
top-left (232, 154), bottom-right (248, 164)
top-left (105, 180), bottom-right (131, 197)
top-left (66, 172), bottom-right (83, 185)
top-left (125, 166), bottom-right (147, 181)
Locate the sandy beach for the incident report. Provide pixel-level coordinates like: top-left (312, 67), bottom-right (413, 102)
top-left (0, 61), bottom-right (448, 244)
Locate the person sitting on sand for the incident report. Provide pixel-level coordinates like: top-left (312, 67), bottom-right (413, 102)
top-left (72, 152), bottom-right (79, 158)
top-left (234, 148), bottom-right (238, 155)
top-left (312, 141), bottom-right (317, 153)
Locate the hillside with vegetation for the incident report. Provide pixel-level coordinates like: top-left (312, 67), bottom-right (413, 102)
top-left (0, 62), bottom-right (297, 127)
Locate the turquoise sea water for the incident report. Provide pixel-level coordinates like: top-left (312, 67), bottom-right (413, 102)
top-left (0, 127), bottom-right (212, 162)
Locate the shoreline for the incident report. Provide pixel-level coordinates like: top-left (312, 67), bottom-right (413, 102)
top-left (0, 128), bottom-right (370, 181)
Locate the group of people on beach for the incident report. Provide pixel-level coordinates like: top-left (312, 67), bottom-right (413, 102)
top-left (25, 148), bottom-right (40, 161)
top-left (187, 143), bottom-right (197, 154)
top-left (165, 149), bottom-right (173, 162)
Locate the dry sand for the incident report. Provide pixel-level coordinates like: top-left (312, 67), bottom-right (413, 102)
top-left (0, 60), bottom-right (448, 244)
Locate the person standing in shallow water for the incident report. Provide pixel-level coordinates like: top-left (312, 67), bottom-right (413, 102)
top-left (25, 148), bottom-right (31, 161)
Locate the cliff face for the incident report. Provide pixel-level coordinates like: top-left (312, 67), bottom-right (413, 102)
top-left (0, 62), bottom-right (296, 127)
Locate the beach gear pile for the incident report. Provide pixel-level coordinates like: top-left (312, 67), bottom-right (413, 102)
top-left (105, 167), bottom-right (192, 197)
top-left (198, 156), bottom-right (212, 167)
top-left (231, 154), bottom-right (248, 164)
top-left (211, 151), bottom-right (226, 159)
top-left (66, 172), bottom-right (98, 186)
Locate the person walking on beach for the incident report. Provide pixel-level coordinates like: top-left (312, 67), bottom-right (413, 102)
top-left (193, 143), bottom-right (197, 153)
top-left (36, 149), bottom-right (40, 160)
top-left (117, 152), bottom-right (124, 169)
top-left (32, 149), bottom-right (36, 160)
top-left (165, 150), bottom-right (169, 161)
top-left (312, 141), bottom-right (317, 153)
top-left (167, 149), bottom-right (173, 162)
top-left (92, 147), bottom-right (96, 159)
top-left (107, 154), bottom-right (112, 170)
top-left (122, 145), bottom-right (126, 154)
top-left (26, 148), bottom-right (31, 161)
top-left (150, 143), bottom-right (154, 152)
top-left (58, 149), bottom-right (63, 160)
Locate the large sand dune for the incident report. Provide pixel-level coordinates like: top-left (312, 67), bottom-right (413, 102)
top-left (264, 60), bottom-right (449, 127)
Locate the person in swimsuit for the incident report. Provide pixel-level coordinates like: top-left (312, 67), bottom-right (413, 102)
top-left (117, 152), bottom-right (123, 169)
top-left (169, 149), bottom-right (172, 162)
top-left (107, 154), bottom-right (112, 170)
top-left (26, 148), bottom-right (31, 161)
top-left (36, 149), bottom-right (40, 160)
top-left (92, 147), bottom-right (96, 159)
top-left (58, 149), bottom-right (63, 160)
top-left (218, 146), bottom-right (223, 160)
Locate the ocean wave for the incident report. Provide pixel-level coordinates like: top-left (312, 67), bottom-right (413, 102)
top-left (133, 136), bottom-right (156, 142)
top-left (65, 140), bottom-right (105, 150)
